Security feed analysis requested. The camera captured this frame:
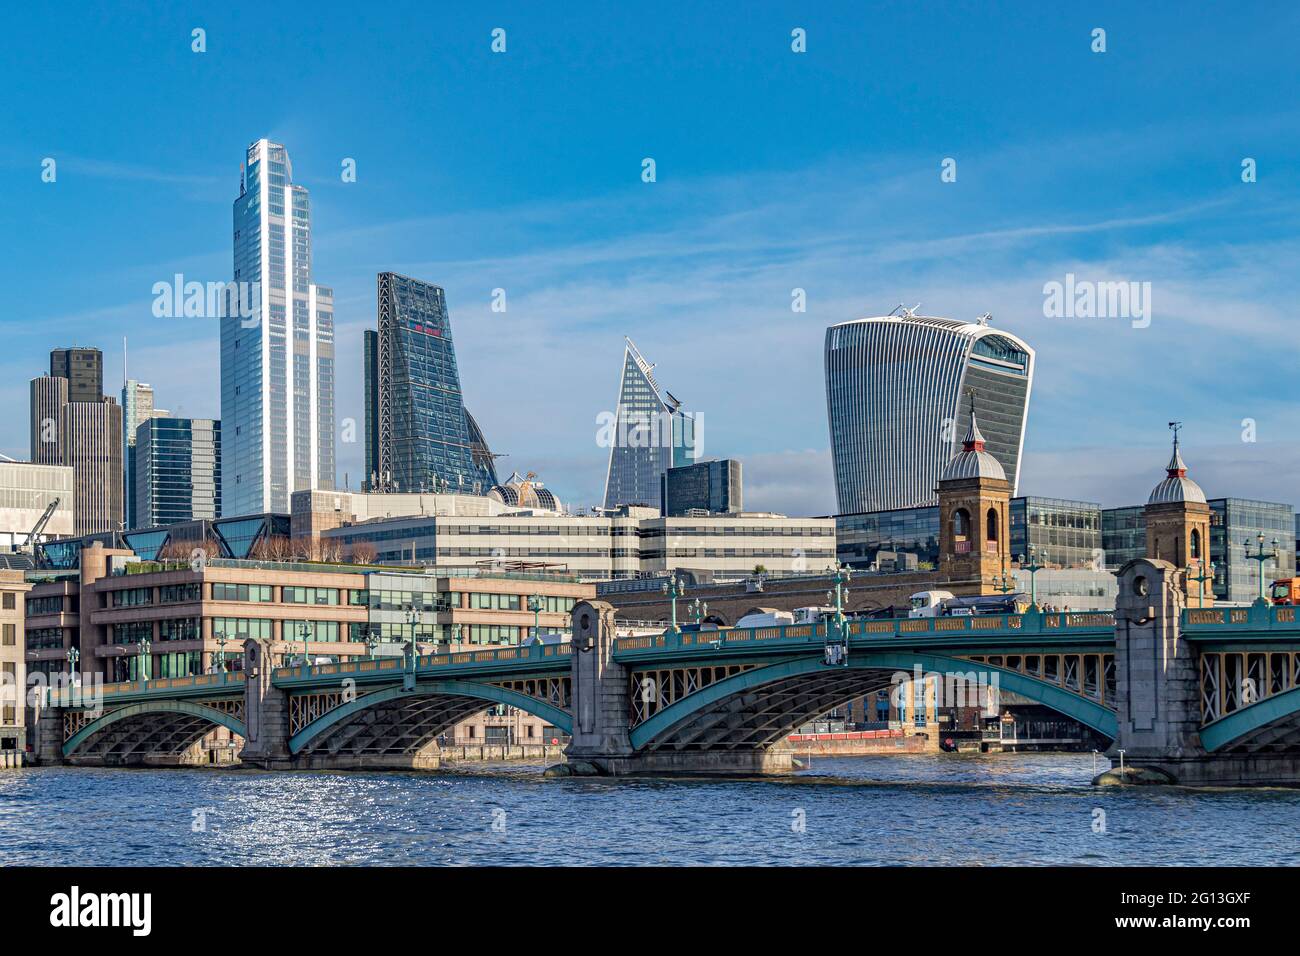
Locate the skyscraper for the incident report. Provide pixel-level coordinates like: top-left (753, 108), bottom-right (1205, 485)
top-left (601, 338), bottom-right (698, 510)
top-left (134, 418), bottom-right (222, 527)
top-left (30, 349), bottom-right (123, 536)
top-left (825, 311), bottom-right (1034, 514)
top-left (50, 348), bottom-right (103, 403)
top-left (122, 379), bottom-right (166, 529)
top-left (364, 272), bottom-right (497, 494)
top-left (223, 138), bottom-right (335, 517)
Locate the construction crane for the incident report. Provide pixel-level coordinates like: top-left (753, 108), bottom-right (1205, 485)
top-left (13, 498), bottom-right (60, 553)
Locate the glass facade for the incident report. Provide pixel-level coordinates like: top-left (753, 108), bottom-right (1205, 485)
top-left (662, 459), bottom-right (743, 516)
top-left (1101, 506), bottom-right (1146, 570)
top-left (370, 273), bottom-right (482, 493)
top-left (134, 417), bottom-right (221, 527)
top-left (1209, 498), bottom-right (1296, 603)
top-left (825, 316), bottom-right (1033, 513)
top-left (602, 338), bottom-right (698, 510)
top-left (1103, 499), bottom-right (1297, 603)
top-left (836, 506), bottom-right (940, 570)
top-left (223, 139), bottom-right (335, 517)
top-left (1009, 497), bottom-right (1102, 568)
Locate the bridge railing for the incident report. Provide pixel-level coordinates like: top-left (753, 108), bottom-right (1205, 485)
top-left (272, 641), bottom-right (573, 681)
top-left (613, 610), bottom-right (1116, 656)
top-left (1183, 604), bottom-right (1299, 635)
top-left (49, 671), bottom-right (246, 707)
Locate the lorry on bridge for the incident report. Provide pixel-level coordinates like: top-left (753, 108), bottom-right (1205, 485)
top-left (1270, 578), bottom-right (1300, 605)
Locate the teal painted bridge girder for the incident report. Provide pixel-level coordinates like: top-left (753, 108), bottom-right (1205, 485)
top-left (288, 679), bottom-right (573, 755)
top-left (628, 650), bottom-right (1117, 750)
top-left (1200, 684), bottom-right (1300, 753)
top-left (63, 699), bottom-right (247, 757)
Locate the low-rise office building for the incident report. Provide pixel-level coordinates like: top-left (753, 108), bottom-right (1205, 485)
top-left (296, 489), bottom-right (834, 580)
top-left (0, 460), bottom-right (75, 551)
top-left (25, 544), bottom-right (593, 683)
top-left (0, 570), bottom-right (32, 756)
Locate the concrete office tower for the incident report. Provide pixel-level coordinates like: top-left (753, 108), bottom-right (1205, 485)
top-left (122, 379), bottom-right (168, 529)
top-left (61, 400), bottom-right (123, 535)
top-left (223, 139), bottom-right (336, 517)
top-left (602, 338), bottom-right (698, 510)
top-left (134, 418), bottom-right (222, 527)
top-left (364, 273), bottom-right (498, 494)
top-left (30, 353), bottom-right (124, 536)
top-left (825, 311), bottom-right (1034, 514)
top-left (30, 375), bottom-right (67, 465)
top-left (50, 348), bottom-right (103, 403)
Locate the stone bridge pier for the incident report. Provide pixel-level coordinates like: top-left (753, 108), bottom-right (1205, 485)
top-left (563, 601), bottom-right (794, 776)
top-left (1109, 559), bottom-right (1300, 786)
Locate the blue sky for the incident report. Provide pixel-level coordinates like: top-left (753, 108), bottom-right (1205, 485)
top-left (2, 1), bottom-right (1297, 514)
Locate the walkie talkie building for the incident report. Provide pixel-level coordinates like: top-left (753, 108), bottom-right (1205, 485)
top-left (825, 312), bottom-right (1034, 514)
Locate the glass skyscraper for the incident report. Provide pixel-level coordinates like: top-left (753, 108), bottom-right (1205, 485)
top-left (133, 418), bottom-right (222, 527)
top-left (364, 273), bottom-right (497, 494)
top-left (825, 312), bottom-right (1034, 513)
top-left (602, 338), bottom-right (697, 510)
top-left (223, 139), bottom-right (335, 517)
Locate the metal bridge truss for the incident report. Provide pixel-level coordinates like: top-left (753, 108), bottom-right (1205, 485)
top-left (1200, 651), bottom-right (1300, 723)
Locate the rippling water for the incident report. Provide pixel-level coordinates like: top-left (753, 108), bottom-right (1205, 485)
top-left (2, 754), bottom-right (1297, 866)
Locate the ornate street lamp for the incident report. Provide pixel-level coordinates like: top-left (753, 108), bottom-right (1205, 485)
top-left (404, 606), bottom-right (422, 677)
top-left (215, 630), bottom-right (229, 677)
top-left (527, 594), bottom-right (545, 641)
top-left (298, 622), bottom-right (313, 670)
top-left (65, 645), bottom-right (80, 687)
top-left (1186, 560), bottom-right (1216, 609)
top-left (365, 625), bottom-right (380, 661)
top-left (136, 635), bottom-right (152, 685)
top-left (991, 558), bottom-right (1017, 595)
top-left (661, 575), bottom-right (684, 634)
top-left (1243, 533), bottom-right (1280, 605)
top-left (689, 597), bottom-right (708, 625)
top-left (1018, 548), bottom-right (1045, 609)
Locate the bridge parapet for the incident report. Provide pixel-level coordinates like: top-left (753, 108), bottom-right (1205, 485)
top-left (614, 609), bottom-right (1116, 663)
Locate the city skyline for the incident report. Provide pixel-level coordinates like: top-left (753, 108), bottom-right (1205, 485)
top-left (1, 5), bottom-right (1297, 516)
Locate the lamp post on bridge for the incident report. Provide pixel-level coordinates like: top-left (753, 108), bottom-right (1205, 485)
top-left (136, 636), bottom-right (151, 685)
top-left (822, 563), bottom-right (852, 666)
top-left (1017, 547), bottom-right (1045, 609)
top-left (365, 625), bottom-right (380, 661)
top-left (991, 558), bottom-right (1017, 596)
top-left (404, 606), bottom-right (422, 682)
top-left (689, 597), bottom-right (708, 625)
top-left (298, 622), bottom-right (313, 671)
top-left (65, 645), bottom-right (79, 688)
top-left (661, 575), bottom-right (684, 634)
top-left (527, 594), bottom-right (544, 642)
top-left (1243, 533), bottom-right (1280, 605)
top-left (215, 630), bottom-right (228, 679)
top-left (1187, 560), bottom-right (1216, 609)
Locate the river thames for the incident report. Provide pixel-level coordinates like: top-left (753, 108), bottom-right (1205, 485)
top-left (2, 753), bottom-right (1297, 866)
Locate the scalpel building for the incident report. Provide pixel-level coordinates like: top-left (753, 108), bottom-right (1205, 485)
top-left (825, 313), bottom-right (1034, 514)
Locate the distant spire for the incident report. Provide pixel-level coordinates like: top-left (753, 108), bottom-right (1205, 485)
top-left (1166, 421), bottom-right (1187, 477)
top-left (962, 390), bottom-right (986, 452)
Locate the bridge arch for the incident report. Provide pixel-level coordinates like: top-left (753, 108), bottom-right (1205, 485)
top-left (289, 679), bottom-right (572, 757)
top-left (1200, 685), bottom-right (1300, 753)
top-left (63, 699), bottom-right (246, 759)
top-left (629, 651), bottom-right (1117, 752)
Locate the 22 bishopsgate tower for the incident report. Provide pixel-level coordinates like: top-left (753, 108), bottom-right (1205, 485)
top-left (825, 312), bottom-right (1034, 514)
top-left (222, 140), bottom-right (336, 516)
